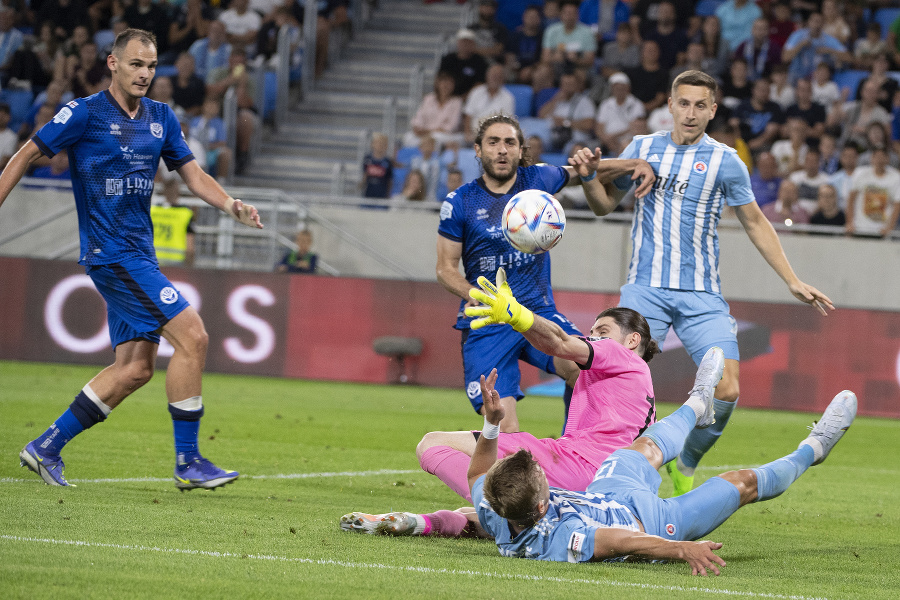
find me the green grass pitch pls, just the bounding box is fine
[1,360,898,599]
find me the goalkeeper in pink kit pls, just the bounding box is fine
[342,268,662,538]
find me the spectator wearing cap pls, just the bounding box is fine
[595,72,645,156]
[541,0,596,75]
[439,29,489,97]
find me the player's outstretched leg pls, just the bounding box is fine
[642,347,724,466]
[666,347,726,495]
[341,509,471,537]
[751,390,856,503]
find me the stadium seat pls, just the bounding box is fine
[456,148,481,183]
[155,65,178,78]
[875,8,900,39]
[538,152,569,167]
[519,117,552,148]
[392,166,408,196]
[0,89,34,132]
[533,87,558,115]
[263,71,277,119]
[395,146,420,167]
[506,84,534,117]
[695,0,725,17]
[832,69,869,101]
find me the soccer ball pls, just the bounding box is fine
[501,189,566,254]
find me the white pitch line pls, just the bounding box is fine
[0,468,421,485]
[0,534,829,600]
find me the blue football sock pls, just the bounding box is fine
[753,444,815,502]
[643,405,696,464]
[680,398,737,471]
[169,403,204,466]
[34,392,107,457]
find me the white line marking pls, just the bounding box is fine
[0,535,829,600]
[0,468,421,485]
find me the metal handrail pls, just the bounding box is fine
[275,24,291,126]
[222,86,237,183]
[301,0,318,99]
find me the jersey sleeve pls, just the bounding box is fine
[720,151,756,207]
[472,475,508,540]
[31,101,89,158]
[437,188,466,242]
[160,105,195,172]
[536,163,569,194]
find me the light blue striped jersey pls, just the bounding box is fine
[472,475,641,563]
[617,131,755,293]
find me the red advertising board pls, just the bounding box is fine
[0,257,897,418]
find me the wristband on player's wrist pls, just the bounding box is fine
[481,417,500,440]
[580,170,597,182]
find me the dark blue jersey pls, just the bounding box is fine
[438,164,570,329]
[32,90,195,265]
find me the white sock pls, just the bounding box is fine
[83,384,111,416]
[676,455,696,477]
[684,395,706,423]
[170,396,203,411]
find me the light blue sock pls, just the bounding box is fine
[643,405,696,464]
[680,398,737,471]
[752,445,815,501]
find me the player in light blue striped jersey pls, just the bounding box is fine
[594,70,834,496]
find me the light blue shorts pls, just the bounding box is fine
[619,283,739,365]
[588,449,741,541]
[461,307,580,412]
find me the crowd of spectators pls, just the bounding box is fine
[390,0,900,237]
[0,0,321,178]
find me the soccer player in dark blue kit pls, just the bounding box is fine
[432,114,655,444]
[0,29,264,489]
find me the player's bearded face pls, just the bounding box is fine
[478,124,523,183]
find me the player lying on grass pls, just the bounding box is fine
[342,348,857,576]
[416,267,659,503]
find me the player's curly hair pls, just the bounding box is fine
[474,114,532,167]
[597,307,660,363]
[112,28,158,56]
[483,449,545,524]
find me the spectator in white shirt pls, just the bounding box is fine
[595,71,645,155]
[846,146,900,237]
[462,63,515,143]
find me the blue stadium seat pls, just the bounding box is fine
[832,69,869,101]
[538,152,569,167]
[519,117,552,148]
[396,146,420,167]
[392,166,408,196]
[0,89,34,132]
[263,71,277,119]
[155,65,178,78]
[875,8,900,39]
[456,148,481,183]
[695,0,724,17]
[532,87,558,115]
[506,84,534,117]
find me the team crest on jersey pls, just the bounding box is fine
[665,523,676,536]
[160,287,179,305]
[110,123,121,136]
[440,200,453,220]
[467,381,481,399]
[150,123,164,138]
[693,160,708,174]
[53,107,73,125]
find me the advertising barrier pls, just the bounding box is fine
[1,257,897,418]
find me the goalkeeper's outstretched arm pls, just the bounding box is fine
[465,268,590,365]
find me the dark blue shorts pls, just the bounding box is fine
[87,256,190,349]
[461,307,580,412]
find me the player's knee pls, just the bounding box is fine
[121,361,154,390]
[717,469,757,504]
[416,432,441,461]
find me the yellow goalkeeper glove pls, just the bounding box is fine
[465,267,534,332]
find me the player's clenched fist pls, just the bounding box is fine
[465,267,534,332]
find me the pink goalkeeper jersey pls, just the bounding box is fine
[495,337,656,492]
[561,337,656,465]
